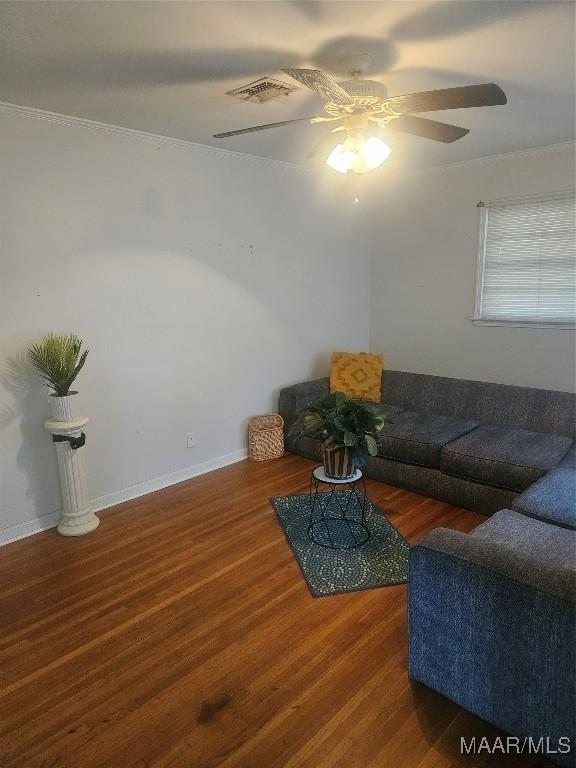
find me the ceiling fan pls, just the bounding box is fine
[213,67,507,174]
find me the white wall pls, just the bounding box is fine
[0,106,371,544]
[2,105,573,547]
[370,143,576,392]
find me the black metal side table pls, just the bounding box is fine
[308,466,370,550]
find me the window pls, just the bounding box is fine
[474,192,576,327]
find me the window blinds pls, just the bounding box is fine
[475,193,576,325]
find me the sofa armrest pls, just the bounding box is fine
[414,526,575,602]
[277,385,297,440]
[278,377,329,450]
[408,529,575,759]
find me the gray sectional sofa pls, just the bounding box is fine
[278,370,575,516]
[279,370,576,762]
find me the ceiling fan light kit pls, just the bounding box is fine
[327,135,392,174]
[213,66,507,182]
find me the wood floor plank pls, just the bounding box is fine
[0,455,542,767]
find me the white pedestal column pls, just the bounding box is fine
[44,416,100,536]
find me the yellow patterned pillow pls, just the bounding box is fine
[330,352,384,403]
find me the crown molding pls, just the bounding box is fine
[1,99,573,179]
[404,139,576,177]
[0,99,312,174]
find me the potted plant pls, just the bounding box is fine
[291,391,386,478]
[27,333,89,421]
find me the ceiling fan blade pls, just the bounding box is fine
[213,117,320,138]
[388,115,469,143]
[307,126,345,159]
[283,68,353,105]
[383,83,507,114]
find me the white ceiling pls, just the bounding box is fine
[0,1,574,169]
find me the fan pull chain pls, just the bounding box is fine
[354,173,360,205]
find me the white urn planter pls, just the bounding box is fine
[44,395,99,537]
[26,333,95,536]
[49,391,80,422]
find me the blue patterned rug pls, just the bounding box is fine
[271,492,409,597]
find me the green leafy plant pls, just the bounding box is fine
[290,391,387,466]
[27,333,89,397]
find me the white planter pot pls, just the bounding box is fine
[49,392,79,422]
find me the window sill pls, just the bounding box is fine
[471,319,576,329]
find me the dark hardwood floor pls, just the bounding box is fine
[0,454,546,767]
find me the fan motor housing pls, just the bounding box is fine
[340,79,388,100]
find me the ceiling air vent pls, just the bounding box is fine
[227,77,299,104]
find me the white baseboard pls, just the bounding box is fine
[0,510,63,547]
[0,448,247,547]
[91,448,247,511]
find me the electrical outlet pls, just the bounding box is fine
[187,433,196,448]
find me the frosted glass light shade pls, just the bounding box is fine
[326,136,392,174]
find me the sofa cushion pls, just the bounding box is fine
[378,411,480,468]
[356,401,404,419]
[441,426,573,492]
[469,509,576,576]
[559,444,576,468]
[512,468,576,530]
